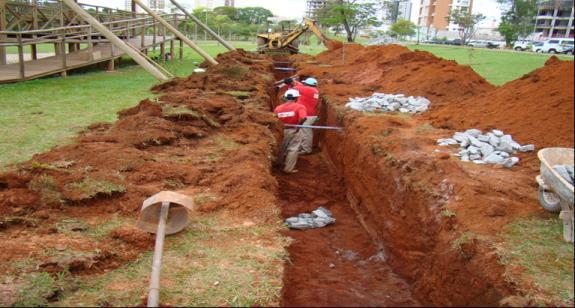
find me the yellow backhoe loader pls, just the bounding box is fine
[257,18,333,54]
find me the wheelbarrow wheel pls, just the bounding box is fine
[539,186,562,213]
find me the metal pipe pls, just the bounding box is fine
[147,202,170,308]
[168,0,235,51]
[285,124,343,131]
[133,0,218,66]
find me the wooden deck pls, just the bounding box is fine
[0,36,177,83]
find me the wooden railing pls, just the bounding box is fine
[0,13,187,79]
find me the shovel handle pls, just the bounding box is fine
[148,202,170,307]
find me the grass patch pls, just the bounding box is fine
[497,218,574,305]
[407,44,573,85]
[440,209,456,218]
[28,174,62,205]
[415,123,434,134]
[56,214,288,307]
[13,272,74,307]
[161,105,200,118]
[451,231,478,252]
[66,177,126,199]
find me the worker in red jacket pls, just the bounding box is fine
[293,77,320,154]
[274,89,308,173]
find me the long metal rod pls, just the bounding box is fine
[285,124,343,131]
[168,0,235,51]
[133,0,218,66]
[147,202,170,308]
[61,0,169,81]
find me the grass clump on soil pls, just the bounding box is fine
[440,209,456,218]
[66,177,126,200]
[162,105,200,118]
[28,174,62,205]
[221,65,249,79]
[13,272,74,307]
[56,214,288,307]
[497,218,574,305]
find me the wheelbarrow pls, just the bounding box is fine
[535,148,574,243]
[136,191,195,307]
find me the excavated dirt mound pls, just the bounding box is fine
[428,56,574,171]
[296,44,494,109]
[0,49,282,298]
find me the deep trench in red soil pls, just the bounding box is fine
[275,154,418,307]
[272,60,418,307]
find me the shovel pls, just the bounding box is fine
[136,191,195,307]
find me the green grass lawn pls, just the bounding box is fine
[407,44,573,86]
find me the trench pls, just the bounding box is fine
[269,57,511,307]
[271,58,418,306]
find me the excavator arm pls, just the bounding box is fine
[257,18,331,54]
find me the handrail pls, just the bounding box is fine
[0,14,185,35]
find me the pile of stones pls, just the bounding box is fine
[345,93,431,113]
[437,128,535,168]
[285,207,335,230]
[554,165,575,185]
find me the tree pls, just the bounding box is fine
[236,7,273,25]
[318,0,381,42]
[497,0,538,46]
[213,6,239,21]
[382,0,400,24]
[389,19,416,40]
[446,8,485,45]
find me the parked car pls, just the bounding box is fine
[513,40,533,51]
[531,42,544,52]
[537,38,575,53]
[446,38,463,45]
[467,40,490,48]
[486,41,501,49]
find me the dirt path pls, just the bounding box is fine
[275,154,418,307]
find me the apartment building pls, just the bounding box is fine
[535,0,574,38]
[306,0,329,19]
[382,0,413,24]
[418,0,473,34]
[224,0,235,7]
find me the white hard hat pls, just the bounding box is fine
[284,89,301,100]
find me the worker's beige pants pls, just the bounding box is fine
[278,128,303,172]
[300,116,318,154]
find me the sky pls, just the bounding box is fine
[81,0,502,25]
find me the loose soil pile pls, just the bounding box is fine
[296,44,494,108]
[0,50,285,305]
[291,44,574,306]
[428,56,574,164]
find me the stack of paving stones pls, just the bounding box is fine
[554,165,575,185]
[437,129,535,168]
[285,207,335,230]
[345,93,431,113]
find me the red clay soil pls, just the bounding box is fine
[428,56,575,171]
[289,45,574,306]
[0,50,282,302]
[277,154,418,307]
[295,44,494,109]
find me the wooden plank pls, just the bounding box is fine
[17,33,25,78]
[133,0,217,65]
[61,0,169,81]
[0,0,6,65]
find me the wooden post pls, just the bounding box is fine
[169,39,174,61]
[160,42,165,63]
[133,0,218,65]
[169,0,235,51]
[60,33,67,77]
[178,39,183,60]
[31,0,39,60]
[87,25,93,61]
[0,0,7,65]
[61,0,169,81]
[17,33,25,78]
[107,58,115,71]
